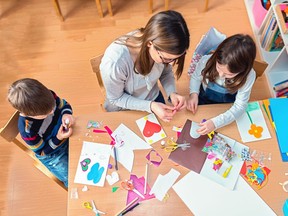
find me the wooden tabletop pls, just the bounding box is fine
[68,104,288,216]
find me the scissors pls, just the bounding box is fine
[162,139,190,152]
[121,180,145,199]
[83,200,106,215]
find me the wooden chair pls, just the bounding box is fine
[149,0,210,13]
[90,54,106,110]
[52,0,112,21]
[0,110,67,191]
[253,59,268,78]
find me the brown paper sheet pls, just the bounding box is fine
[168,119,208,173]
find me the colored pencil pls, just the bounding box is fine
[113,146,118,170]
[144,163,149,195]
[115,197,139,216]
[121,202,140,215]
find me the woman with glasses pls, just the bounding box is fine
[100,10,190,122]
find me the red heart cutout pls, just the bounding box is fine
[143,120,161,137]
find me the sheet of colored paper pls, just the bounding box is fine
[136,113,166,144]
[111,124,152,172]
[126,174,155,204]
[173,171,276,216]
[262,99,274,127]
[74,141,111,186]
[168,119,208,173]
[269,98,288,153]
[236,101,271,143]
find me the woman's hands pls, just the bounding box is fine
[151,102,176,122]
[169,92,186,111]
[186,93,198,114]
[151,93,186,122]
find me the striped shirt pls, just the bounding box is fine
[18,91,73,155]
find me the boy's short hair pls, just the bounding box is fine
[8,78,55,116]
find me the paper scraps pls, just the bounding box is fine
[146,149,163,167]
[149,168,180,201]
[106,171,120,185]
[126,174,155,204]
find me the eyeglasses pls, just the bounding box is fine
[153,43,185,64]
[156,49,179,63]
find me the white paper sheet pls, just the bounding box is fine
[173,171,276,216]
[149,168,180,201]
[74,141,111,187]
[236,101,271,143]
[111,124,152,172]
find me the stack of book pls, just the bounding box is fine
[273,79,288,97]
[260,13,284,51]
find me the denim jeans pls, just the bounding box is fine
[154,91,165,104]
[36,141,69,187]
[199,82,236,105]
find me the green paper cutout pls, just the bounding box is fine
[112,186,119,193]
[246,101,260,112]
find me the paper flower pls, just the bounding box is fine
[248,124,263,138]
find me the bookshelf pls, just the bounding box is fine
[244,0,288,97]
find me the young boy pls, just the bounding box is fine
[7,78,74,187]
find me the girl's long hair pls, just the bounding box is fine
[202,34,256,93]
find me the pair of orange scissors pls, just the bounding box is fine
[162,139,190,152]
[121,180,145,199]
[83,200,106,215]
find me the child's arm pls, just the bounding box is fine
[187,55,208,113]
[210,70,256,131]
[18,117,64,155]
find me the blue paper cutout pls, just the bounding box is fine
[87,163,104,184]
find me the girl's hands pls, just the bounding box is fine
[169,92,186,111]
[151,102,176,122]
[197,119,215,135]
[186,93,199,114]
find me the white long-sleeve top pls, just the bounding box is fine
[189,55,256,129]
[100,42,176,113]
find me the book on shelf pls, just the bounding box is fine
[260,12,274,45]
[260,15,276,47]
[275,3,288,34]
[260,13,284,51]
[268,28,284,51]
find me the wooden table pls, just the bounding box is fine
[68,104,288,215]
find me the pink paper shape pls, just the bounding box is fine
[126,174,155,204]
[146,149,163,167]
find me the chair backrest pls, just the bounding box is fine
[253,59,268,78]
[0,110,66,190]
[90,54,106,108]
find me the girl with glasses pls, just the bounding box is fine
[100,10,190,122]
[187,34,257,135]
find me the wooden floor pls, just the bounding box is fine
[0,0,271,215]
